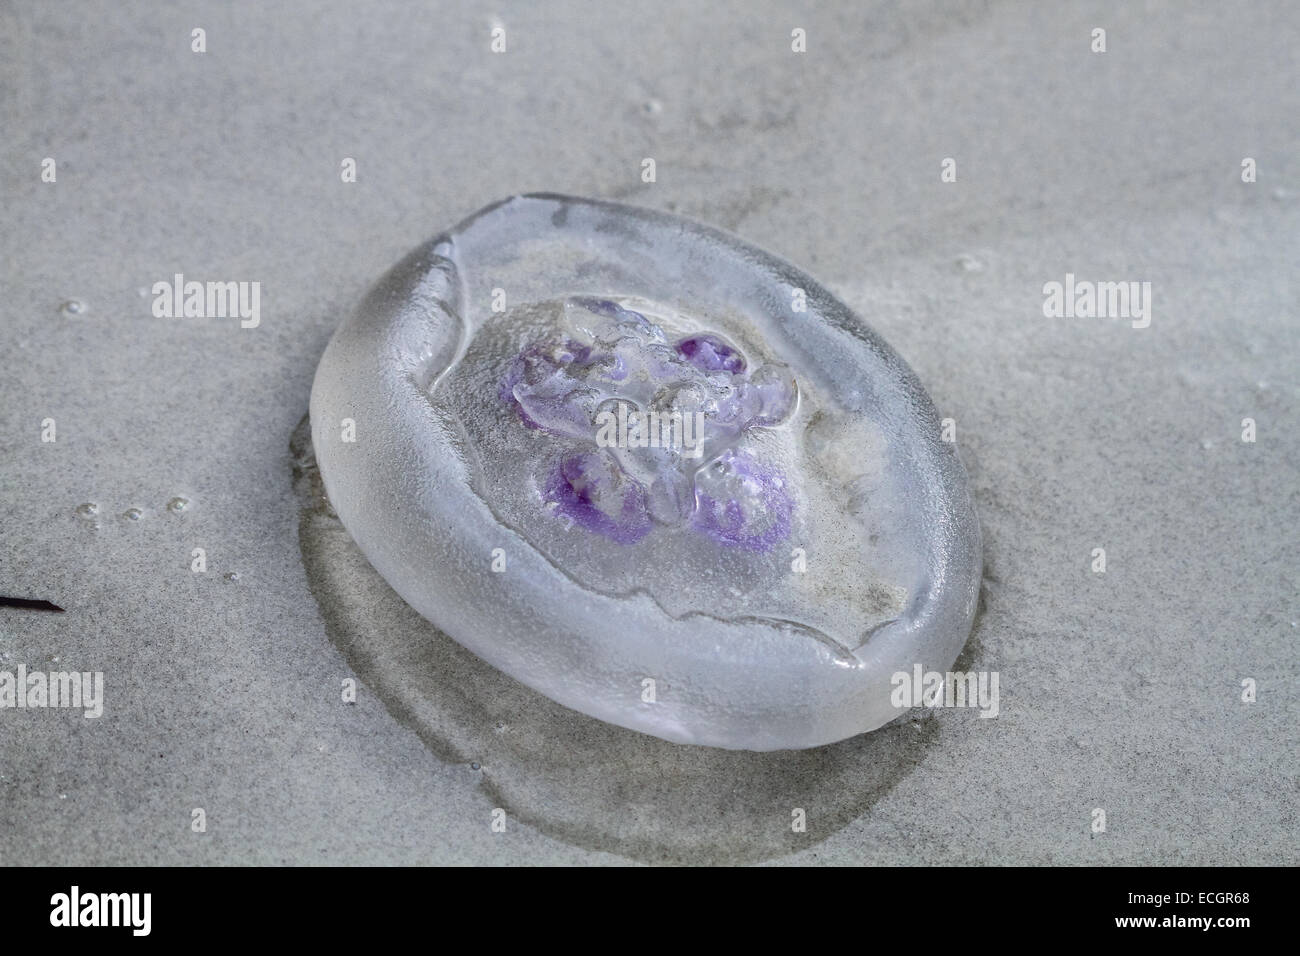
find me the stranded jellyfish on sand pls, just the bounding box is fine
[310,194,981,750]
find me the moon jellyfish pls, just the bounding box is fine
[309,194,981,750]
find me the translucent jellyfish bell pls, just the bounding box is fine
[310,194,981,751]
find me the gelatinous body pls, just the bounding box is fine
[310,194,981,750]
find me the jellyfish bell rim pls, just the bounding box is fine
[309,193,981,751]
